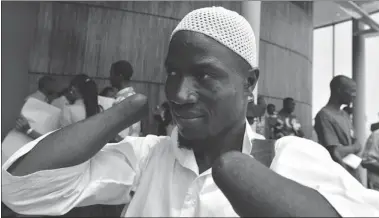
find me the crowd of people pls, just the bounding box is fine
[2,6,379,218]
[13,60,144,145]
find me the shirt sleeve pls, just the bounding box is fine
[314,112,340,147]
[363,131,379,163]
[270,136,379,217]
[1,133,160,216]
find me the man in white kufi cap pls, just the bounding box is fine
[2,7,379,217]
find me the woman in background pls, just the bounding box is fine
[15,74,102,137]
[51,88,71,110]
[60,74,102,127]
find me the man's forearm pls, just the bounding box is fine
[27,130,42,140]
[334,142,361,158]
[9,94,148,176]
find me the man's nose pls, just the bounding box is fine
[169,76,197,105]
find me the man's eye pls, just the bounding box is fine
[195,72,210,80]
[168,71,177,76]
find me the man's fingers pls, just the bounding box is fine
[212,151,340,217]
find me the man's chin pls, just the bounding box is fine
[177,126,207,141]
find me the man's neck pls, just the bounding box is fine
[326,97,342,111]
[279,109,291,116]
[189,120,246,174]
[118,81,131,91]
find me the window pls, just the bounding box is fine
[334,21,352,78]
[312,26,333,119]
[364,12,379,126]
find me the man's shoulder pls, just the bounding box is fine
[273,136,330,160]
[315,107,335,121]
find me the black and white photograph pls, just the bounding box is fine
[1,1,379,217]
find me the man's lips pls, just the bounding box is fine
[172,111,204,120]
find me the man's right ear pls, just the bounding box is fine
[247,68,260,89]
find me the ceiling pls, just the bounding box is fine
[313,1,379,28]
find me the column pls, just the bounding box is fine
[352,18,367,186]
[242,1,261,132]
[242,1,261,102]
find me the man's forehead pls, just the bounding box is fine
[168,31,228,55]
[165,31,247,70]
[341,78,356,90]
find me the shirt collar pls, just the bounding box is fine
[116,86,135,97]
[74,99,84,105]
[170,119,258,176]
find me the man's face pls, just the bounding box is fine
[43,81,57,103]
[284,100,295,114]
[339,84,356,105]
[66,85,79,104]
[165,31,256,142]
[267,105,276,115]
[109,68,120,89]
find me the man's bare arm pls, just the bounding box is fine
[8,94,148,177]
[334,142,361,158]
[362,161,379,175]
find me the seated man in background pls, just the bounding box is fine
[26,75,56,103]
[314,75,361,180]
[274,97,304,139]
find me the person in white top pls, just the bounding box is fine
[3,7,379,217]
[26,75,56,103]
[15,74,102,139]
[110,60,141,138]
[51,88,71,110]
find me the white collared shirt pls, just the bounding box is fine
[26,90,48,103]
[2,122,379,217]
[59,99,86,128]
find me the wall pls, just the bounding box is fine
[27,1,242,135]
[1,2,39,141]
[259,2,314,137]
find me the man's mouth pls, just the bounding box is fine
[172,111,204,120]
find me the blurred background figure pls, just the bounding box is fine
[60,74,102,127]
[314,75,361,180]
[26,75,56,103]
[362,128,379,191]
[265,103,277,139]
[154,102,175,136]
[100,86,117,98]
[51,88,71,110]
[343,105,353,123]
[110,60,141,138]
[255,96,267,136]
[274,97,304,139]
[15,74,102,138]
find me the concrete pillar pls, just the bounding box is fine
[242,1,261,102]
[352,19,367,187]
[241,1,261,131]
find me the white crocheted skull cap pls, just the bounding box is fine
[171,6,257,69]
